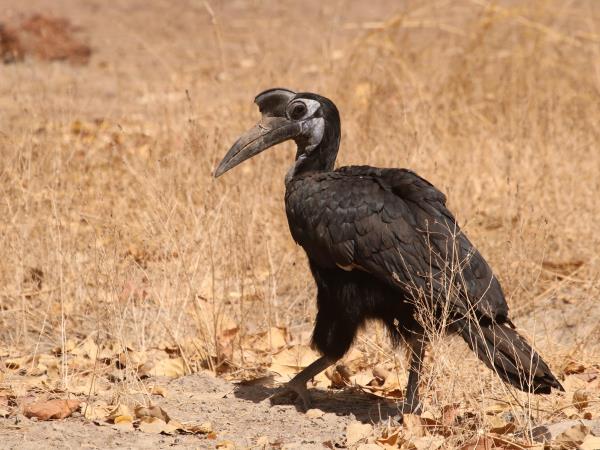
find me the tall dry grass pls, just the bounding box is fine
[1,0,599,443]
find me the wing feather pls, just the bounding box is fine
[285,166,509,321]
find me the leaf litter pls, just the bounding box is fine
[2,328,600,447]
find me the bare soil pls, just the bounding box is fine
[0,372,400,449]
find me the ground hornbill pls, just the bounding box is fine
[214,88,563,414]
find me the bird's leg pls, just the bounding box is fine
[270,355,336,410]
[401,337,426,415]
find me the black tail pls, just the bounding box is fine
[457,319,564,394]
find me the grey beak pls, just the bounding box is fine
[213,116,301,178]
[214,88,298,178]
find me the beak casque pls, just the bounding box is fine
[213,88,299,178]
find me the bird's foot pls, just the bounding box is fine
[269,380,313,411]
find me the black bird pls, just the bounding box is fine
[214,88,563,413]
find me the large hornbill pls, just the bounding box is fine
[214,88,563,414]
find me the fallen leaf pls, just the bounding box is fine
[23,399,80,420]
[372,365,391,383]
[573,389,591,410]
[488,414,515,434]
[564,361,586,375]
[376,428,401,448]
[71,337,99,360]
[138,416,169,434]
[346,421,373,446]
[412,436,445,450]
[442,403,461,427]
[107,403,133,422]
[114,414,133,424]
[251,327,288,353]
[532,420,592,444]
[403,413,426,438]
[145,357,186,378]
[113,420,134,431]
[581,435,600,450]
[554,422,589,447]
[81,401,111,421]
[134,405,170,422]
[269,345,327,385]
[325,364,351,388]
[150,385,169,398]
[187,421,213,434]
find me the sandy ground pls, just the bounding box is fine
[0,372,402,449]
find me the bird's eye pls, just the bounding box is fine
[289,102,307,120]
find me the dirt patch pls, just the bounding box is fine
[0,372,399,449]
[0,14,90,64]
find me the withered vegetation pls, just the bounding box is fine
[0,0,599,448]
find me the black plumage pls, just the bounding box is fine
[214,88,563,413]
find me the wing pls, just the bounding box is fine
[285,165,509,321]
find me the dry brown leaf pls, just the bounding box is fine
[138,416,169,434]
[134,404,171,422]
[118,349,147,368]
[403,413,426,438]
[150,385,169,398]
[351,370,375,387]
[442,403,461,427]
[269,345,327,385]
[182,421,213,434]
[554,422,589,447]
[144,357,186,378]
[488,414,515,434]
[71,337,99,360]
[581,435,600,450]
[376,428,402,448]
[573,389,591,410]
[411,436,445,450]
[114,414,133,424]
[113,420,134,431]
[346,421,373,446]
[4,355,33,370]
[251,326,288,353]
[107,403,133,422]
[564,361,586,375]
[372,365,391,383]
[68,376,110,396]
[325,364,351,389]
[81,401,111,421]
[23,398,80,420]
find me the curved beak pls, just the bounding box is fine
[213,116,301,178]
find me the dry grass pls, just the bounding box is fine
[1,0,600,447]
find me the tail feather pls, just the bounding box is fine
[457,319,564,394]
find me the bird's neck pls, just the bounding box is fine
[286,127,340,183]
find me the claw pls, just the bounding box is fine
[270,380,313,411]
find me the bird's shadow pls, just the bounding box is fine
[232,376,401,424]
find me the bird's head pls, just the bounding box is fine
[214,88,340,178]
